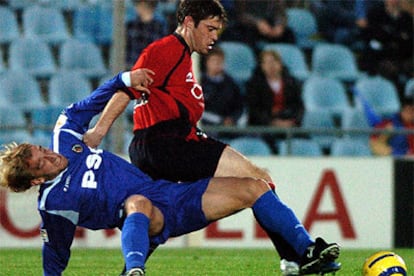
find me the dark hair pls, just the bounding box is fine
[131,0,159,9]
[176,0,227,27]
[401,96,414,107]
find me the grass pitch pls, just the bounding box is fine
[0,248,412,275]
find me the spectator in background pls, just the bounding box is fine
[126,0,168,68]
[246,49,303,152]
[359,0,413,98]
[370,96,414,156]
[200,47,244,137]
[310,0,370,50]
[220,0,295,53]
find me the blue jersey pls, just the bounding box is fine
[39,73,211,275]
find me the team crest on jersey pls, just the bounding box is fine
[72,144,83,153]
[186,72,193,82]
[40,229,49,243]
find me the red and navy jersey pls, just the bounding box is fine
[128,33,204,130]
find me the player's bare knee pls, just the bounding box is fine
[124,194,153,216]
[240,178,270,205]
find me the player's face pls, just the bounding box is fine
[191,16,223,55]
[26,145,68,184]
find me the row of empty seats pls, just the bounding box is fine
[0,70,93,110]
[0,37,107,80]
[229,136,372,157]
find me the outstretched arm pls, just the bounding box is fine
[83,69,154,148]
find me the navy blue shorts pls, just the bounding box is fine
[137,178,211,245]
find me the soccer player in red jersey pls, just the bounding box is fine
[83,1,340,274]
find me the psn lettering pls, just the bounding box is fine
[81,148,103,189]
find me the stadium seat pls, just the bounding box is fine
[0,130,33,145]
[31,105,64,138]
[59,39,107,79]
[341,109,371,143]
[46,0,83,12]
[278,138,323,156]
[73,2,114,46]
[354,76,401,117]
[302,76,351,119]
[218,41,256,87]
[0,70,46,111]
[301,110,337,149]
[330,138,372,156]
[228,136,272,156]
[9,37,56,79]
[0,106,27,130]
[286,8,320,49]
[48,70,92,106]
[8,0,37,10]
[22,5,70,46]
[262,43,310,81]
[0,6,20,45]
[311,43,362,82]
[404,78,414,97]
[0,49,6,75]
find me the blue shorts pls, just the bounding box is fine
[136,178,211,245]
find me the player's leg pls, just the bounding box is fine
[121,195,164,275]
[214,145,273,182]
[250,187,341,274]
[214,146,305,268]
[203,177,340,274]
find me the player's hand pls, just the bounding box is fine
[129,68,155,94]
[83,128,104,148]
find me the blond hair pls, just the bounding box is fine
[0,143,34,192]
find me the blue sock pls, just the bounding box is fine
[252,190,313,256]
[121,212,150,271]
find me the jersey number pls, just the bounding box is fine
[81,148,103,189]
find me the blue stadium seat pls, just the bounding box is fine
[330,138,372,156]
[311,43,362,82]
[286,8,320,49]
[48,70,92,106]
[218,41,256,87]
[9,37,57,79]
[0,130,32,145]
[404,78,414,97]
[47,0,83,12]
[354,76,400,117]
[59,39,107,79]
[23,5,70,46]
[278,138,323,156]
[341,109,371,143]
[302,76,351,118]
[301,110,336,149]
[0,70,46,111]
[0,106,27,130]
[0,48,5,75]
[31,105,64,138]
[263,43,310,81]
[228,136,272,156]
[73,2,114,46]
[0,6,20,45]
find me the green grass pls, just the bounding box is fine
[0,248,412,275]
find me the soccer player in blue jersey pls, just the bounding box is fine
[0,69,340,276]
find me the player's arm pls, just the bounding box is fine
[82,69,154,148]
[56,69,154,136]
[41,213,76,276]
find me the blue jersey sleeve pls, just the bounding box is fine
[58,72,129,134]
[41,212,76,276]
